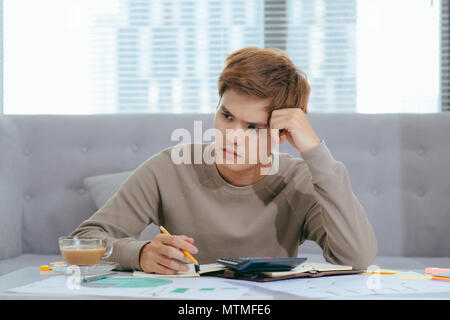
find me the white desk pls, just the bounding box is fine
[1,263,450,300]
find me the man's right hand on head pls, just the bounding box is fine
[139,233,198,275]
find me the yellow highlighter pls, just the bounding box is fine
[364,268,399,275]
[39,265,52,271]
[159,226,200,272]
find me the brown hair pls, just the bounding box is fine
[218,46,311,113]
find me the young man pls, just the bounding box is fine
[70,46,377,274]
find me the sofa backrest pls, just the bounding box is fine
[1,113,449,260]
[0,117,24,260]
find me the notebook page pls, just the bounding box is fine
[262,262,352,277]
[133,263,226,278]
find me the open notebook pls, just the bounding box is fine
[213,261,363,282]
[133,261,361,281]
[133,263,226,278]
[261,261,353,277]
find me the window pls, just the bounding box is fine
[1,0,442,114]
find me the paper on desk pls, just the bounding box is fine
[396,271,431,280]
[6,275,249,299]
[232,272,450,299]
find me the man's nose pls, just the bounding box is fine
[225,127,247,146]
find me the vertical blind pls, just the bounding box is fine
[112,0,357,113]
[286,0,356,112]
[97,0,266,114]
[442,0,449,111]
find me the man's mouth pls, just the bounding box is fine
[222,148,240,158]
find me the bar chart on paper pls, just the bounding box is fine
[86,277,244,298]
[6,276,250,299]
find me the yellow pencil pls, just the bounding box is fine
[159,226,200,272]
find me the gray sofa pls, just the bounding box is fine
[1,112,450,276]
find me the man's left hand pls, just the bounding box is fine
[269,108,321,154]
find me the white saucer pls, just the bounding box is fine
[51,261,117,275]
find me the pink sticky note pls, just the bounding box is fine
[425,268,450,275]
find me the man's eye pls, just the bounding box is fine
[248,125,259,130]
[222,112,232,120]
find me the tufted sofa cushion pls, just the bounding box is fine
[83,171,133,210]
[82,170,161,241]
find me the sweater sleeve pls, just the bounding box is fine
[296,139,378,270]
[69,155,162,271]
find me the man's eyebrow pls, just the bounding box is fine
[220,105,268,126]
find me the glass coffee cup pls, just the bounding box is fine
[58,236,113,266]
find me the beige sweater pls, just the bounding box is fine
[70,140,377,271]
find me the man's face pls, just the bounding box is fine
[213,89,275,172]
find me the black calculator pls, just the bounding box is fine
[216,257,307,273]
